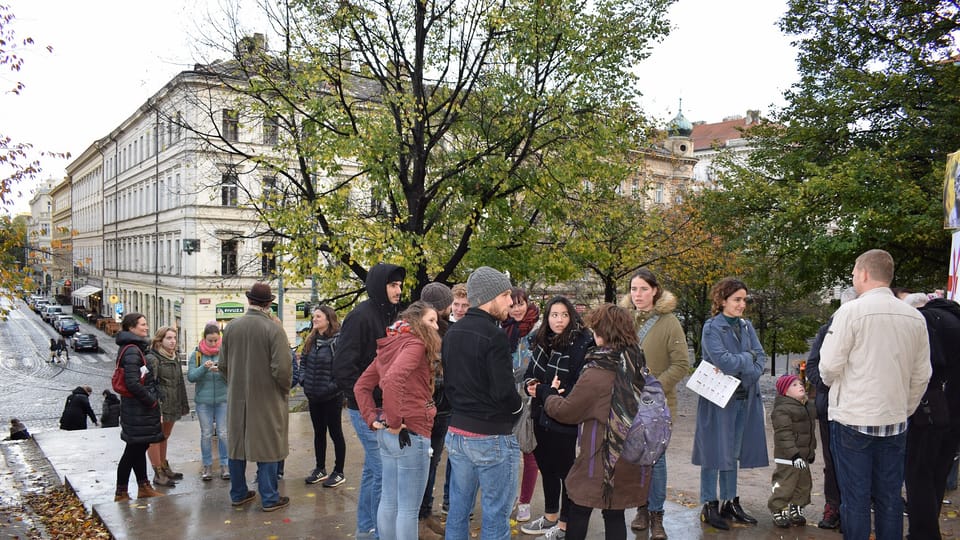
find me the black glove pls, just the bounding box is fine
[398,428,411,449]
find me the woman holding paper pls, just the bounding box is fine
[693,277,768,531]
[619,269,689,539]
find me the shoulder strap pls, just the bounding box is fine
[637,314,660,344]
[117,344,146,368]
[196,351,203,367]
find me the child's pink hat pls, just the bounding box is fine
[776,374,799,396]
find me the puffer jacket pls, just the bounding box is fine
[100,392,121,427]
[300,333,341,402]
[770,394,817,462]
[115,331,164,445]
[59,387,97,430]
[186,347,228,405]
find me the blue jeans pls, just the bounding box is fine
[444,432,519,540]
[229,459,279,507]
[379,430,431,540]
[831,422,906,540]
[349,408,382,537]
[700,399,746,503]
[421,414,450,517]
[647,453,667,512]
[196,402,228,466]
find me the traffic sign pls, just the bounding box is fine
[115,303,124,315]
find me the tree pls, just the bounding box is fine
[176,0,673,304]
[700,0,960,294]
[0,5,65,314]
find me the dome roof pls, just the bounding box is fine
[667,108,693,137]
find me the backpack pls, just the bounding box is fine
[112,344,147,398]
[621,368,672,466]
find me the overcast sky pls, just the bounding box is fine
[2,0,798,215]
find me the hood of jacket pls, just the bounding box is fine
[115,330,148,349]
[618,289,678,315]
[365,263,405,315]
[374,330,421,366]
[71,386,88,397]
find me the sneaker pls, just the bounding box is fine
[322,471,345,488]
[788,504,806,526]
[305,468,328,484]
[262,496,290,512]
[220,466,230,480]
[536,525,566,539]
[818,503,840,529]
[201,465,213,481]
[521,516,558,535]
[516,503,532,522]
[440,502,449,516]
[772,509,791,528]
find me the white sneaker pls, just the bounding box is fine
[516,503,531,522]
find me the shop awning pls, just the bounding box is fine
[71,286,102,299]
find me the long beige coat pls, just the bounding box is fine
[220,308,292,462]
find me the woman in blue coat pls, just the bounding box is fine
[693,277,768,530]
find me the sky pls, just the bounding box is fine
[2,0,799,215]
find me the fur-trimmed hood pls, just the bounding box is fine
[618,289,678,315]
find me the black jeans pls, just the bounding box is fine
[905,424,958,540]
[564,501,625,540]
[117,442,149,487]
[532,421,577,521]
[308,395,346,473]
[419,414,450,517]
[818,416,841,508]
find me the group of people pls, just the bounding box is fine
[99,246,959,540]
[58,385,120,430]
[48,336,69,363]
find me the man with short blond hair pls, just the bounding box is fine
[820,249,930,540]
[450,283,469,322]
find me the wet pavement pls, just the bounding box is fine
[6,298,960,538]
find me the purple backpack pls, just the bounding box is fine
[621,368,672,466]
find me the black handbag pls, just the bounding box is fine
[913,382,949,427]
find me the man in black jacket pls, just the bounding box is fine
[332,262,405,540]
[905,297,960,540]
[443,266,521,540]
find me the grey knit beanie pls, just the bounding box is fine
[467,267,511,308]
[421,282,454,311]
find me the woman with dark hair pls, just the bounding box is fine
[522,296,595,538]
[540,303,650,540]
[146,325,189,488]
[355,301,442,540]
[187,322,229,480]
[501,287,541,522]
[113,312,165,502]
[300,305,347,488]
[694,277,768,530]
[619,269,688,539]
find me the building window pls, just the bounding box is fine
[261,241,277,276]
[262,176,277,209]
[631,178,640,199]
[654,182,664,204]
[221,172,238,206]
[221,240,238,275]
[223,109,239,142]
[263,115,279,145]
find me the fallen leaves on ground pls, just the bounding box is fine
[23,487,110,539]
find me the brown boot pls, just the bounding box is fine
[152,466,176,487]
[631,506,649,531]
[136,481,165,499]
[423,514,445,535]
[114,486,130,502]
[418,518,442,540]
[649,510,667,540]
[162,459,184,480]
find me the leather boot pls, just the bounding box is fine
[721,496,758,524]
[700,500,729,530]
[114,486,130,502]
[152,466,176,487]
[631,506,649,531]
[418,518,442,540]
[649,510,667,540]
[163,460,184,480]
[136,481,165,499]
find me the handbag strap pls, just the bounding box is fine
[637,314,660,344]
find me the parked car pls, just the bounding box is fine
[32,299,50,312]
[42,305,64,323]
[53,315,73,331]
[57,318,79,336]
[71,333,99,352]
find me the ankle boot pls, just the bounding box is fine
[162,460,184,480]
[136,481,165,499]
[700,500,729,530]
[152,466,176,487]
[114,486,130,502]
[631,506,649,531]
[649,510,667,540]
[721,496,758,524]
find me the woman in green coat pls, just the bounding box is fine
[146,325,190,487]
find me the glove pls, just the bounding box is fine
[398,428,411,449]
[792,457,807,470]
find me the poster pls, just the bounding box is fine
[949,231,960,301]
[945,150,960,229]
[686,360,741,408]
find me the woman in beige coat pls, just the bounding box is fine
[539,304,650,540]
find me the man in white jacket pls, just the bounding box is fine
[820,249,931,540]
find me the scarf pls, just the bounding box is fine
[198,337,220,356]
[386,319,413,337]
[587,344,644,505]
[153,347,177,361]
